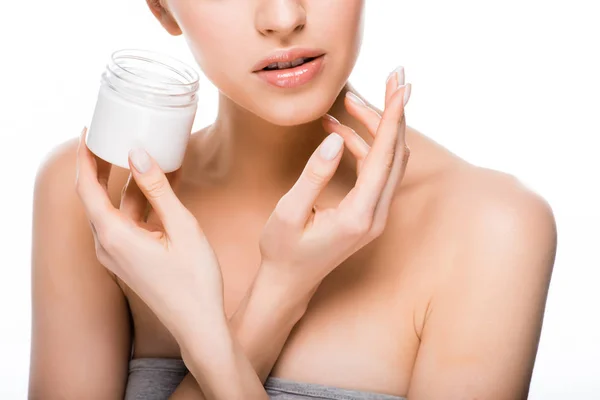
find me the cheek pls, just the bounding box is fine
[183,24,244,88]
[323,2,365,67]
[176,5,249,90]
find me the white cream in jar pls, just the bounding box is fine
[86,49,199,172]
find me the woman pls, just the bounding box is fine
[29,0,557,399]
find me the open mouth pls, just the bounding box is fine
[261,55,322,71]
[254,52,326,88]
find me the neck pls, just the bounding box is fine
[190,83,358,196]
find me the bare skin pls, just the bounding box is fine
[122,86,457,391]
[30,1,556,398]
[31,79,556,399]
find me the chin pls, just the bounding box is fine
[243,86,342,127]
[254,101,333,127]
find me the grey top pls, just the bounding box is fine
[125,358,406,400]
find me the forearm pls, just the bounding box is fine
[230,264,313,381]
[176,314,268,400]
[170,264,313,399]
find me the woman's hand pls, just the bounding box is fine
[76,133,272,399]
[75,130,224,336]
[259,66,411,293]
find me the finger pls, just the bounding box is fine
[344,65,407,139]
[119,173,147,222]
[350,84,411,214]
[322,114,369,161]
[277,132,345,227]
[385,66,405,108]
[128,148,195,240]
[344,67,409,139]
[120,168,183,227]
[75,127,122,231]
[344,93,381,136]
[372,114,410,230]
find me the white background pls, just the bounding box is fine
[1,0,598,398]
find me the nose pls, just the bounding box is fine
[255,0,306,39]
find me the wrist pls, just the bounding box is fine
[178,321,247,398]
[255,260,317,315]
[172,306,229,352]
[178,313,238,381]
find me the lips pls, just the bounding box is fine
[252,48,326,72]
[254,55,326,89]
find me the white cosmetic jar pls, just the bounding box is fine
[86,49,200,173]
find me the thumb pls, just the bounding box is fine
[128,148,192,238]
[279,132,344,226]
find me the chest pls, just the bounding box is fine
[122,197,428,395]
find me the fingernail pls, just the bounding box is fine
[129,148,151,173]
[320,132,344,161]
[387,66,405,88]
[397,83,412,107]
[323,114,341,125]
[403,83,412,106]
[346,92,365,106]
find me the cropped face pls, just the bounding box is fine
[154,0,365,126]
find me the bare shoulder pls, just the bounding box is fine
[383,139,558,275]
[35,137,80,189]
[30,136,133,398]
[409,162,558,286]
[391,161,559,399]
[35,136,130,210]
[34,137,87,228]
[33,136,131,279]
[434,165,556,255]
